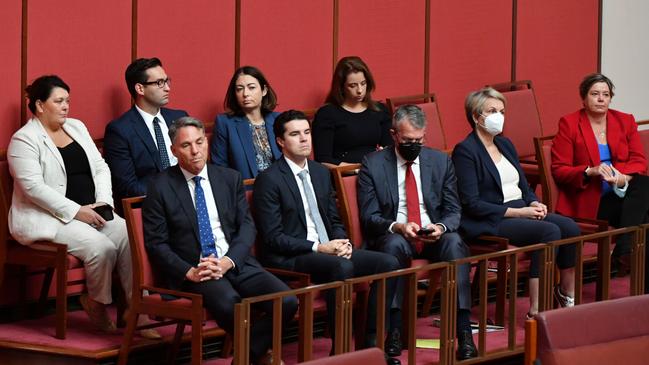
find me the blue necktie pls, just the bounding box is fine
[153,117,170,170]
[193,176,217,257]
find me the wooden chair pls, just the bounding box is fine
[386,93,447,151]
[118,196,229,365]
[0,149,86,339]
[488,80,544,189]
[635,120,649,165]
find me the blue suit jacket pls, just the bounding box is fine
[451,131,538,238]
[210,112,282,180]
[357,147,462,247]
[252,157,347,269]
[104,106,188,204]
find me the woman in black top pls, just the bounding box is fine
[313,56,392,168]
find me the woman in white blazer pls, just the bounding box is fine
[8,75,157,338]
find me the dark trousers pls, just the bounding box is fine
[376,232,471,333]
[598,175,649,257]
[183,257,298,362]
[292,249,399,341]
[495,211,580,278]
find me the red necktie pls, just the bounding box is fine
[405,161,423,254]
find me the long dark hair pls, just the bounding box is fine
[223,66,277,116]
[325,56,379,111]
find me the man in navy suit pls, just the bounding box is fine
[104,57,188,209]
[143,116,297,365]
[252,110,400,365]
[357,104,477,360]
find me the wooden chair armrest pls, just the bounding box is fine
[140,285,203,301]
[519,158,538,165]
[29,240,69,253]
[573,217,609,232]
[471,235,510,252]
[265,267,311,288]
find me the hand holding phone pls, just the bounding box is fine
[92,204,114,221]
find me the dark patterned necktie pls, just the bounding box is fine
[153,117,170,170]
[193,176,217,257]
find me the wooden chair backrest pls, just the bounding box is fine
[386,93,447,150]
[332,164,364,246]
[534,135,559,212]
[122,196,155,290]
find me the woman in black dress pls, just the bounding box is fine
[313,56,391,168]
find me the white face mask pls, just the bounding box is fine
[478,112,504,136]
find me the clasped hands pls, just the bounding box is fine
[75,202,110,229]
[317,239,353,259]
[395,222,443,243]
[586,163,630,188]
[185,254,233,282]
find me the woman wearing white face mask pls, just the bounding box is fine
[452,87,579,318]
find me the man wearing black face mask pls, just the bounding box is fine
[357,104,477,360]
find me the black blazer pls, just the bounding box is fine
[104,106,188,202]
[252,157,347,269]
[143,164,255,290]
[357,147,462,247]
[451,131,538,238]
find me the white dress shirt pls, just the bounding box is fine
[284,157,321,251]
[180,165,232,266]
[135,104,178,166]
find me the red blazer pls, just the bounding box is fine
[551,108,647,219]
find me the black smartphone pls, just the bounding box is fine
[92,204,114,221]
[417,228,434,236]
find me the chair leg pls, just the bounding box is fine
[37,268,54,317]
[421,272,440,316]
[117,311,139,365]
[495,257,508,326]
[55,266,67,339]
[168,322,186,365]
[191,318,203,365]
[221,333,233,358]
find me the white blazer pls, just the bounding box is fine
[8,118,113,245]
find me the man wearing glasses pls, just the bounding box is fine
[104,58,188,211]
[357,104,477,360]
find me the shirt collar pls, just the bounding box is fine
[394,147,420,167]
[135,104,163,124]
[180,164,209,183]
[284,155,310,177]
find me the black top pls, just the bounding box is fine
[312,103,392,164]
[58,141,95,206]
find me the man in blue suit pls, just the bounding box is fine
[357,104,477,360]
[104,57,188,209]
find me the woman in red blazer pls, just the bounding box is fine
[551,73,649,276]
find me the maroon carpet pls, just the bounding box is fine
[0,276,633,364]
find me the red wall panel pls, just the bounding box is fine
[240,0,333,112]
[338,0,426,101]
[0,1,22,149]
[429,0,513,148]
[516,1,599,135]
[137,0,235,124]
[26,0,132,138]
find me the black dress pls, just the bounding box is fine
[58,140,95,205]
[312,103,392,165]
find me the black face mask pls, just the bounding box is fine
[397,142,422,162]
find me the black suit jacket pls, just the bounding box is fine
[143,164,255,290]
[104,106,188,203]
[357,147,462,247]
[451,131,538,238]
[252,157,347,269]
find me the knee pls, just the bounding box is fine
[282,295,298,317]
[380,234,411,266]
[541,224,562,242]
[330,259,355,281]
[210,291,241,317]
[381,254,400,272]
[86,238,118,263]
[438,233,469,260]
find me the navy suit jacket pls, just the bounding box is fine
[143,164,255,291]
[252,157,347,269]
[451,131,538,238]
[210,112,282,180]
[357,147,462,247]
[104,106,188,204]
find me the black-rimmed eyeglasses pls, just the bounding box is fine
[141,78,171,88]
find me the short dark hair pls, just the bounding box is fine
[325,56,379,111]
[25,75,70,114]
[125,57,163,99]
[224,66,277,116]
[273,109,309,140]
[169,116,205,144]
[579,73,615,100]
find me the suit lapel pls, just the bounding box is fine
[605,111,622,162]
[207,166,232,241]
[129,107,162,170]
[169,167,200,243]
[279,158,308,228]
[234,116,258,176]
[33,119,65,172]
[472,132,502,190]
[578,110,600,166]
[384,149,399,216]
